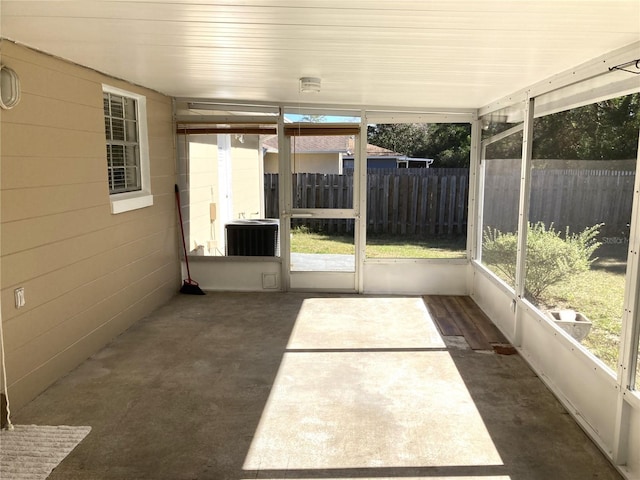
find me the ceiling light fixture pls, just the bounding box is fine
[299,77,321,93]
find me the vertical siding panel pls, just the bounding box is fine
[382,175,390,234]
[391,175,400,234]
[409,175,419,235]
[399,175,409,235]
[419,176,429,235]
[447,176,457,237]
[438,175,448,236]
[428,176,438,236]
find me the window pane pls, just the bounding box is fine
[104,90,142,194]
[110,95,124,118]
[290,218,355,272]
[110,145,125,166]
[111,118,125,141]
[283,110,360,124]
[103,95,110,115]
[124,97,137,120]
[104,116,111,140]
[125,146,138,167]
[527,92,639,375]
[480,117,524,289]
[125,166,139,190]
[364,123,469,259]
[111,168,126,192]
[125,119,138,142]
[180,132,277,256]
[290,135,354,209]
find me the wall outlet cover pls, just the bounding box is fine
[14,287,25,308]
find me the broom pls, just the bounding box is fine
[175,184,206,295]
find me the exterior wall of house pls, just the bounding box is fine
[0,41,179,410]
[230,135,263,220]
[264,151,278,174]
[292,153,340,174]
[179,135,218,254]
[264,151,341,174]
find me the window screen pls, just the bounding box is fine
[103,92,141,194]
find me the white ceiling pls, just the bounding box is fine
[2,0,639,110]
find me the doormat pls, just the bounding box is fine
[0,425,91,479]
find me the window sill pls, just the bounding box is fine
[110,191,154,214]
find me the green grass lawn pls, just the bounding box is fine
[366,235,467,259]
[542,267,625,372]
[290,230,467,259]
[291,231,355,254]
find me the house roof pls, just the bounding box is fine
[262,135,398,156]
[2,1,639,111]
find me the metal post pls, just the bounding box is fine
[612,130,640,465]
[357,111,367,293]
[277,109,290,291]
[467,117,482,263]
[513,97,535,345]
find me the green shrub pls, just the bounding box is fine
[483,222,602,302]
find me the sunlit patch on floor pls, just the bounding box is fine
[243,297,503,474]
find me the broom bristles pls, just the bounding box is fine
[180,279,206,295]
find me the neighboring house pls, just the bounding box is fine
[262,135,432,174]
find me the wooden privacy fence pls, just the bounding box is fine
[367,170,468,236]
[483,169,636,236]
[265,167,636,238]
[264,168,469,237]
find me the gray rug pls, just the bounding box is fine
[0,425,91,480]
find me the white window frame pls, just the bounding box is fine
[102,84,153,214]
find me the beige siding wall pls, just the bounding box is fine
[264,152,278,174]
[179,135,218,254]
[0,41,179,409]
[230,135,262,220]
[293,153,340,173]
[265,151,341,174]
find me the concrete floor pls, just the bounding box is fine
[14,292,621,480]
[290,252,355,272]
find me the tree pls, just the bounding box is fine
[533,93,640,160]
[482,222,602,302]
[299,114,326,123]
[425,123,471,167]
[484,92,640,160]
[368,92,639,166]
[367,123,430,157]
[367,123,471,168]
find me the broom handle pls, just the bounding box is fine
[174,184,193,281]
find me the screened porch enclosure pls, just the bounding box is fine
[178,49,640,478]
[2,2,640,479]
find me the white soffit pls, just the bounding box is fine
[1,0,639,110]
